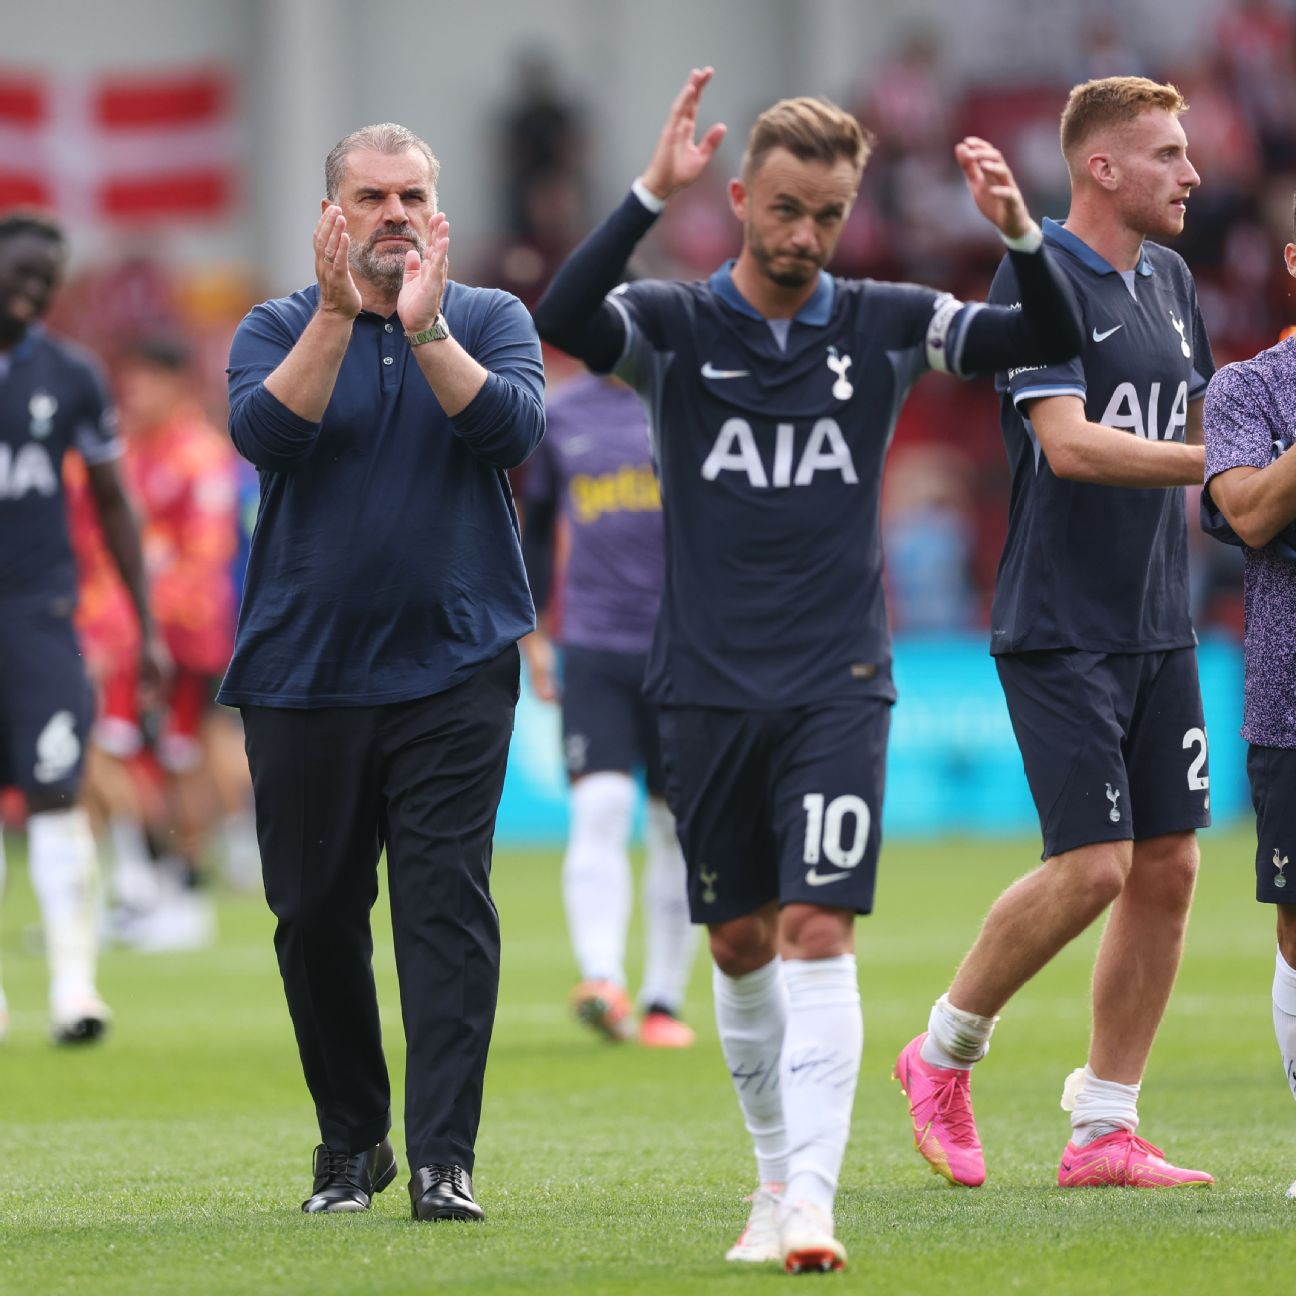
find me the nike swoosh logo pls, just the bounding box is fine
[1092,324,1124,342]
[805,868,850,886]
[701,361,750,379]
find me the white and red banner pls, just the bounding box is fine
[0,66,238,223]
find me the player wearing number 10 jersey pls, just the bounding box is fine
[536,69,1081,1271]
[897,77,1216,1194]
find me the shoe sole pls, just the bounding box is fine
[1059,1173,1213,1189]
[784,1248,845,1274]
[892,1060,980,1188]
[417,1208,483,1222]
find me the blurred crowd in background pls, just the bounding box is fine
[47,0,1296,650]
[475,0,1296,643]
[8,0,1294,926]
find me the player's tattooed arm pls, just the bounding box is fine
[1025,394,1206,487]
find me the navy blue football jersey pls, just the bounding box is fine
[610,261,985,709]
[989,219,1213,655]
[0,326,120,605]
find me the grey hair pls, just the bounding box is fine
[324,123,440,200]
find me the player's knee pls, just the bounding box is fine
[1130,833,1199,915]
[1062,846,1129,913]
[709,915,776,976]
[779,903,853,961]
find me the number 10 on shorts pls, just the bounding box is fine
[802,793,870,868]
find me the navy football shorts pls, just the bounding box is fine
[560,645,665,793]
[0,597,94,798]
[996,646,1210,860]
[657,698,890,924]
[1246,744,1296,904]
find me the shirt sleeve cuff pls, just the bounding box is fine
[631,178,668,214]
[1000,223,1044,254]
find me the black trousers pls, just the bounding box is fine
[241,646,519,1172]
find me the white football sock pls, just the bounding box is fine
[780,955,862,1218]
[1271,947,1296,1103]
[713,957,789,1184]
[28,808,101,1006]
[639,797,697,1011]
[562,772,635,986]
[922,993,998,1070]
[1060,1065,1140,1142]
[108,814,160,911]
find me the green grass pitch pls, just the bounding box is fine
[1,825,1290,1294]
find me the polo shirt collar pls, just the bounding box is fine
[708,259,835,324]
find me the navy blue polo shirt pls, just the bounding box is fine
[988,218,1213,656]
[609,260,984,709]
[218,279,545,708]
[0,325,119,606]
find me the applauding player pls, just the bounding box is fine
[535,68,1080,1271]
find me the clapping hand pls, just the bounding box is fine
[398,212,450,335]
[315,205,362,317]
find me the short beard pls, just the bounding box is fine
[747,224,820,288]
[351,223,425,290]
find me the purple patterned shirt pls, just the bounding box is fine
[1203,337,1296,747]
[525,374,662,653]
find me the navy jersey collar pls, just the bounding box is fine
[708,260,835,324]
[1043,218,1153,277]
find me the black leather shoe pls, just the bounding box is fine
[302,1138,398,1213]
[410,1163,485,1221]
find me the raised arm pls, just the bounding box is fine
[533,67,726,368]
[951,137,1083,373]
